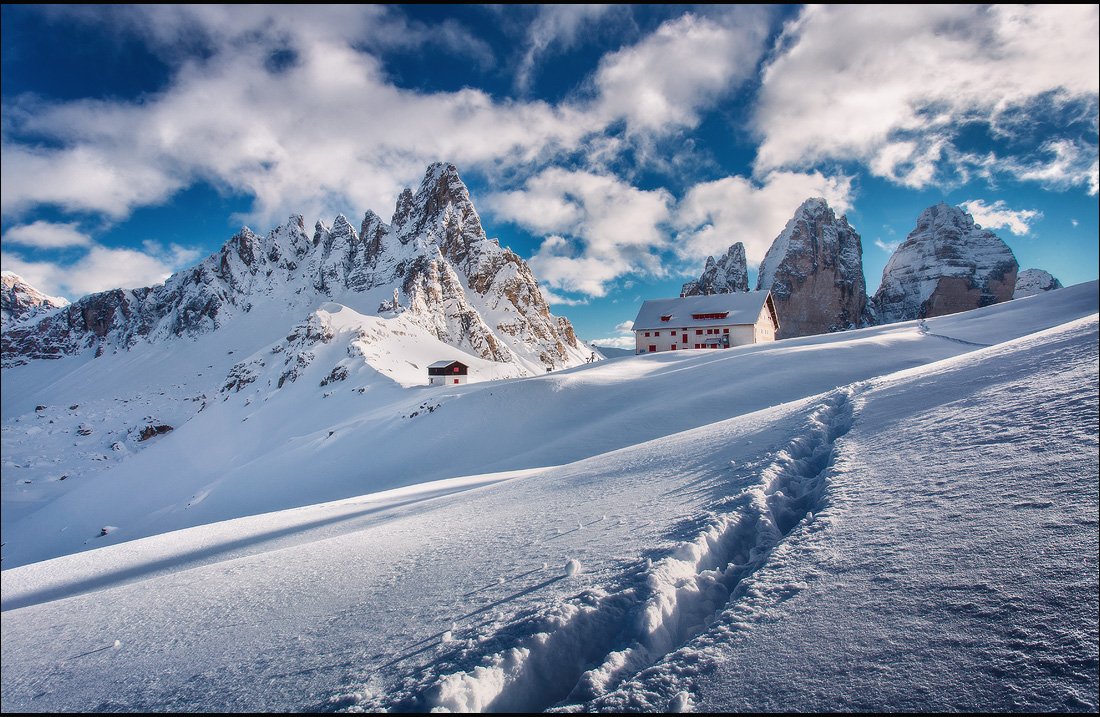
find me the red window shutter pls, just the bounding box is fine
[648,344,656,352]
[695,329,702,335]
[453,379,459,384]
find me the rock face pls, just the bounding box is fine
[1,163,588,373]
[681,243,749,296]
[872,203,1018,323]
[1013,268,1063,299]
[1,272,68,328]
[755,198,870,339]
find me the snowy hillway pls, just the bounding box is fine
[2,283,1098,712]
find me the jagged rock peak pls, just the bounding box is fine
[872,202,1018,323]
[681,242,748,296]
[1014,268,1063,299]
[1,163,590,375]
[756,197,870,339]
[1,271,69,327]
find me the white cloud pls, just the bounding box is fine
[754,5,1100,191]
[486,169,673,297]
[588,335,636,350]
[673,171,854,265]
[540,286,589,306]
[614,320,634,334]
[0,9,595,228]
[592,9,771,136]
[1,241,202,300]
[2,221,93,249]
[959,199,1042,236]
[516,5,615,92]
[875,239,901,253]
[1,7,777,232]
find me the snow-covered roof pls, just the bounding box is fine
[632,292,777,331]
[428,360,467,368]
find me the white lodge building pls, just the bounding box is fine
[632,292,780,354]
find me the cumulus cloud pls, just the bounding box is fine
[1,240,201,300]
[2,6,777,232]
[673,171,854,265]
[515,5,615,92]
[589,335,636,350]
[959,199,1042,236]
[754,5,1099,191]
[485,169,673,297]
[2,221,93,249]
[592,9,771,136]
[874,239,901,254]
[614,320,634,333]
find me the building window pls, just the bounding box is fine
[644,331,650,337]
[723,328,729,333]
[453,379,459,384]
[660,314,672,322]
[695,329,702,335]
[648,344,656,352]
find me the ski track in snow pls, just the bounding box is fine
[354,390,856,713]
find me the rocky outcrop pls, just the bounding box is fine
[1,272,68,328]
[1013,268,1063,299]
[755,198,870,339]
[872,203,1018,323]
[681,243,749,296]
[1,163,588,374]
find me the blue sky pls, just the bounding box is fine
[2,5,1097,346]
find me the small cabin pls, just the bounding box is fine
[428,360,468,386]
[632,292,780,354]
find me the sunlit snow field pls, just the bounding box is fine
[2,283,1097,712]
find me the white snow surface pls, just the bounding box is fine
[1,282,1097,712]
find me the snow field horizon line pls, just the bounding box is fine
[376,388,857,713]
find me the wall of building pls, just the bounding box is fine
[635,323,762,353]
[754,305,777,343]
[428,375,467,386]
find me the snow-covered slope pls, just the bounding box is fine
[756,198,871,339]
[873,202,1019,323]
[3,283,1097,569]
[1,163,587,374]
[2,282,1095,713]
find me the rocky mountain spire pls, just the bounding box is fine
[1013,268,1063,298]
[756,198,870,339]
[872,202,1018,323]
[681,242,749,296]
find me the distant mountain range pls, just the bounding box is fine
[2,162,588,374]
[682,198,1059,338]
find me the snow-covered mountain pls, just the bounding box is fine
[1014,268,1063,298]
[755,198,871,339]
[0,271,68,329]
[680,242,749,296]
[1,163,587,374]
[872,202,1019,323]
[2,281,1096,713]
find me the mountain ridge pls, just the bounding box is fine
[1,163,587,374]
